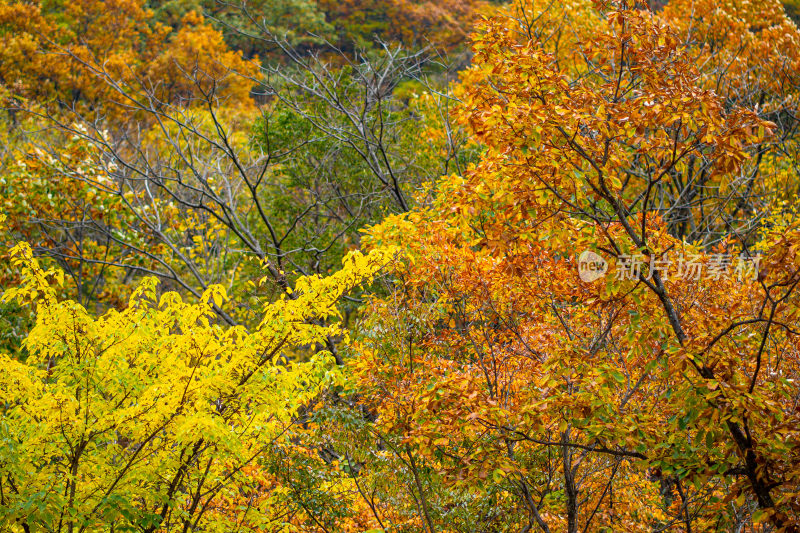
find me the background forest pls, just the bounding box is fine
[1,0,800,531]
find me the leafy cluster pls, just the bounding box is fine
[2,0,800,532]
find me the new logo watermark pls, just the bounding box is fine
[578,250,608,282]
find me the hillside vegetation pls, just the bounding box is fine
[1,0,800,531]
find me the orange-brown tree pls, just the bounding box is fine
[0,0,255,114]
[348,0,800,531]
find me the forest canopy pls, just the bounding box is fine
[1,0,800,531]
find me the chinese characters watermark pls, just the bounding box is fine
[579,250,761,283]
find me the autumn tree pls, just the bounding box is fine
[3,20,471,336]
[4,0,800,531]
[0,0,255,113]
[344,0,800,531]
[315,0,490,53]
[0,0,260,326]
[0,234,393,532]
